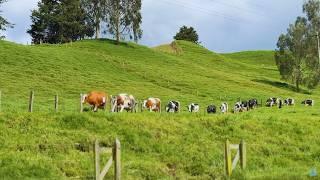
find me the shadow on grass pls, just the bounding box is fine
[252,79,311,94]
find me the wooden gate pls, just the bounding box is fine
[224,139,246,176]
[94,139,121,180]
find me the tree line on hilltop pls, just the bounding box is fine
[26,0,142,44]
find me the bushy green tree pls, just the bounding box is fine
[27,0,94,44]
[174,26,199,44]
[275,0,320,91]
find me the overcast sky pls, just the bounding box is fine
[1,0,303,52]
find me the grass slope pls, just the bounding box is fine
[0,39,319,179]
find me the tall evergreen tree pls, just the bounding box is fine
[105,0,142,44]
[27,0,94,44]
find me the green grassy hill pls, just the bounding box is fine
[0,39,319,179]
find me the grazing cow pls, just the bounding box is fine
[301,99,314,106]
[241,101,249,111]
[166,101,180,113]
[111,94,136,112]
[188,103,200,113]
[143,97,161,112]
[207,105,217,114]
[248,99,258,109]
[220,102,228,114]
[82,91,107,112]
[284,98,295,106]
[233,102,242,113]
[266,97,279,107]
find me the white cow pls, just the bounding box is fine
[220,102,228,114]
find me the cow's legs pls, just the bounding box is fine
[93,105,98,112]
[120,106,125,112]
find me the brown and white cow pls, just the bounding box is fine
[111,93,137,112]
[82,91,107,112]
[143,97,161,112]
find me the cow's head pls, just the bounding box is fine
[142,100,148,109]
[81,94,88,104]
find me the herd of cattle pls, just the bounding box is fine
[81,91,315,113]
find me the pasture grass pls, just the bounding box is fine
[0,39,320,179]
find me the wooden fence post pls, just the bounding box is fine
[54,94,59,112]
[114,139,121,180]
[80,94,83,113]
[225,139,232,176]
[240,140,246,169]
[94,140,100,180]
[28,91,34,112]
[141,101,143,112]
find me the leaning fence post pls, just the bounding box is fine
[94,140,100,180]
[114,139,121,180]
[80,94,83,113]
[54,94,59,112]
[225,139,232,176]
[240,140,246,169]
[28,91,34,112]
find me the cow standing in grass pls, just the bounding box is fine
[82,91,107,112]
[143,97,161,112]
[220,102,228,114]
[266,97,279,107]
[302,99,314,106]
[233,102,243,113]
[166,101,180,113]
[188,103,200,113]
[241,101,249,111]
[248,99,258,109]
[207,105,217,114]
[111,94,137,112]
[284,98,295,106]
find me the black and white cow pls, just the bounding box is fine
[207,105,217,114]
[188,103,200,112]
[233,102,242,113]
[266,97,279,107]
[241,101,249,111]
[284,98,295,106]
[220,102,228,114]
[166,101,180,113]
[301,99,314,106]
[248,99,258,109]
